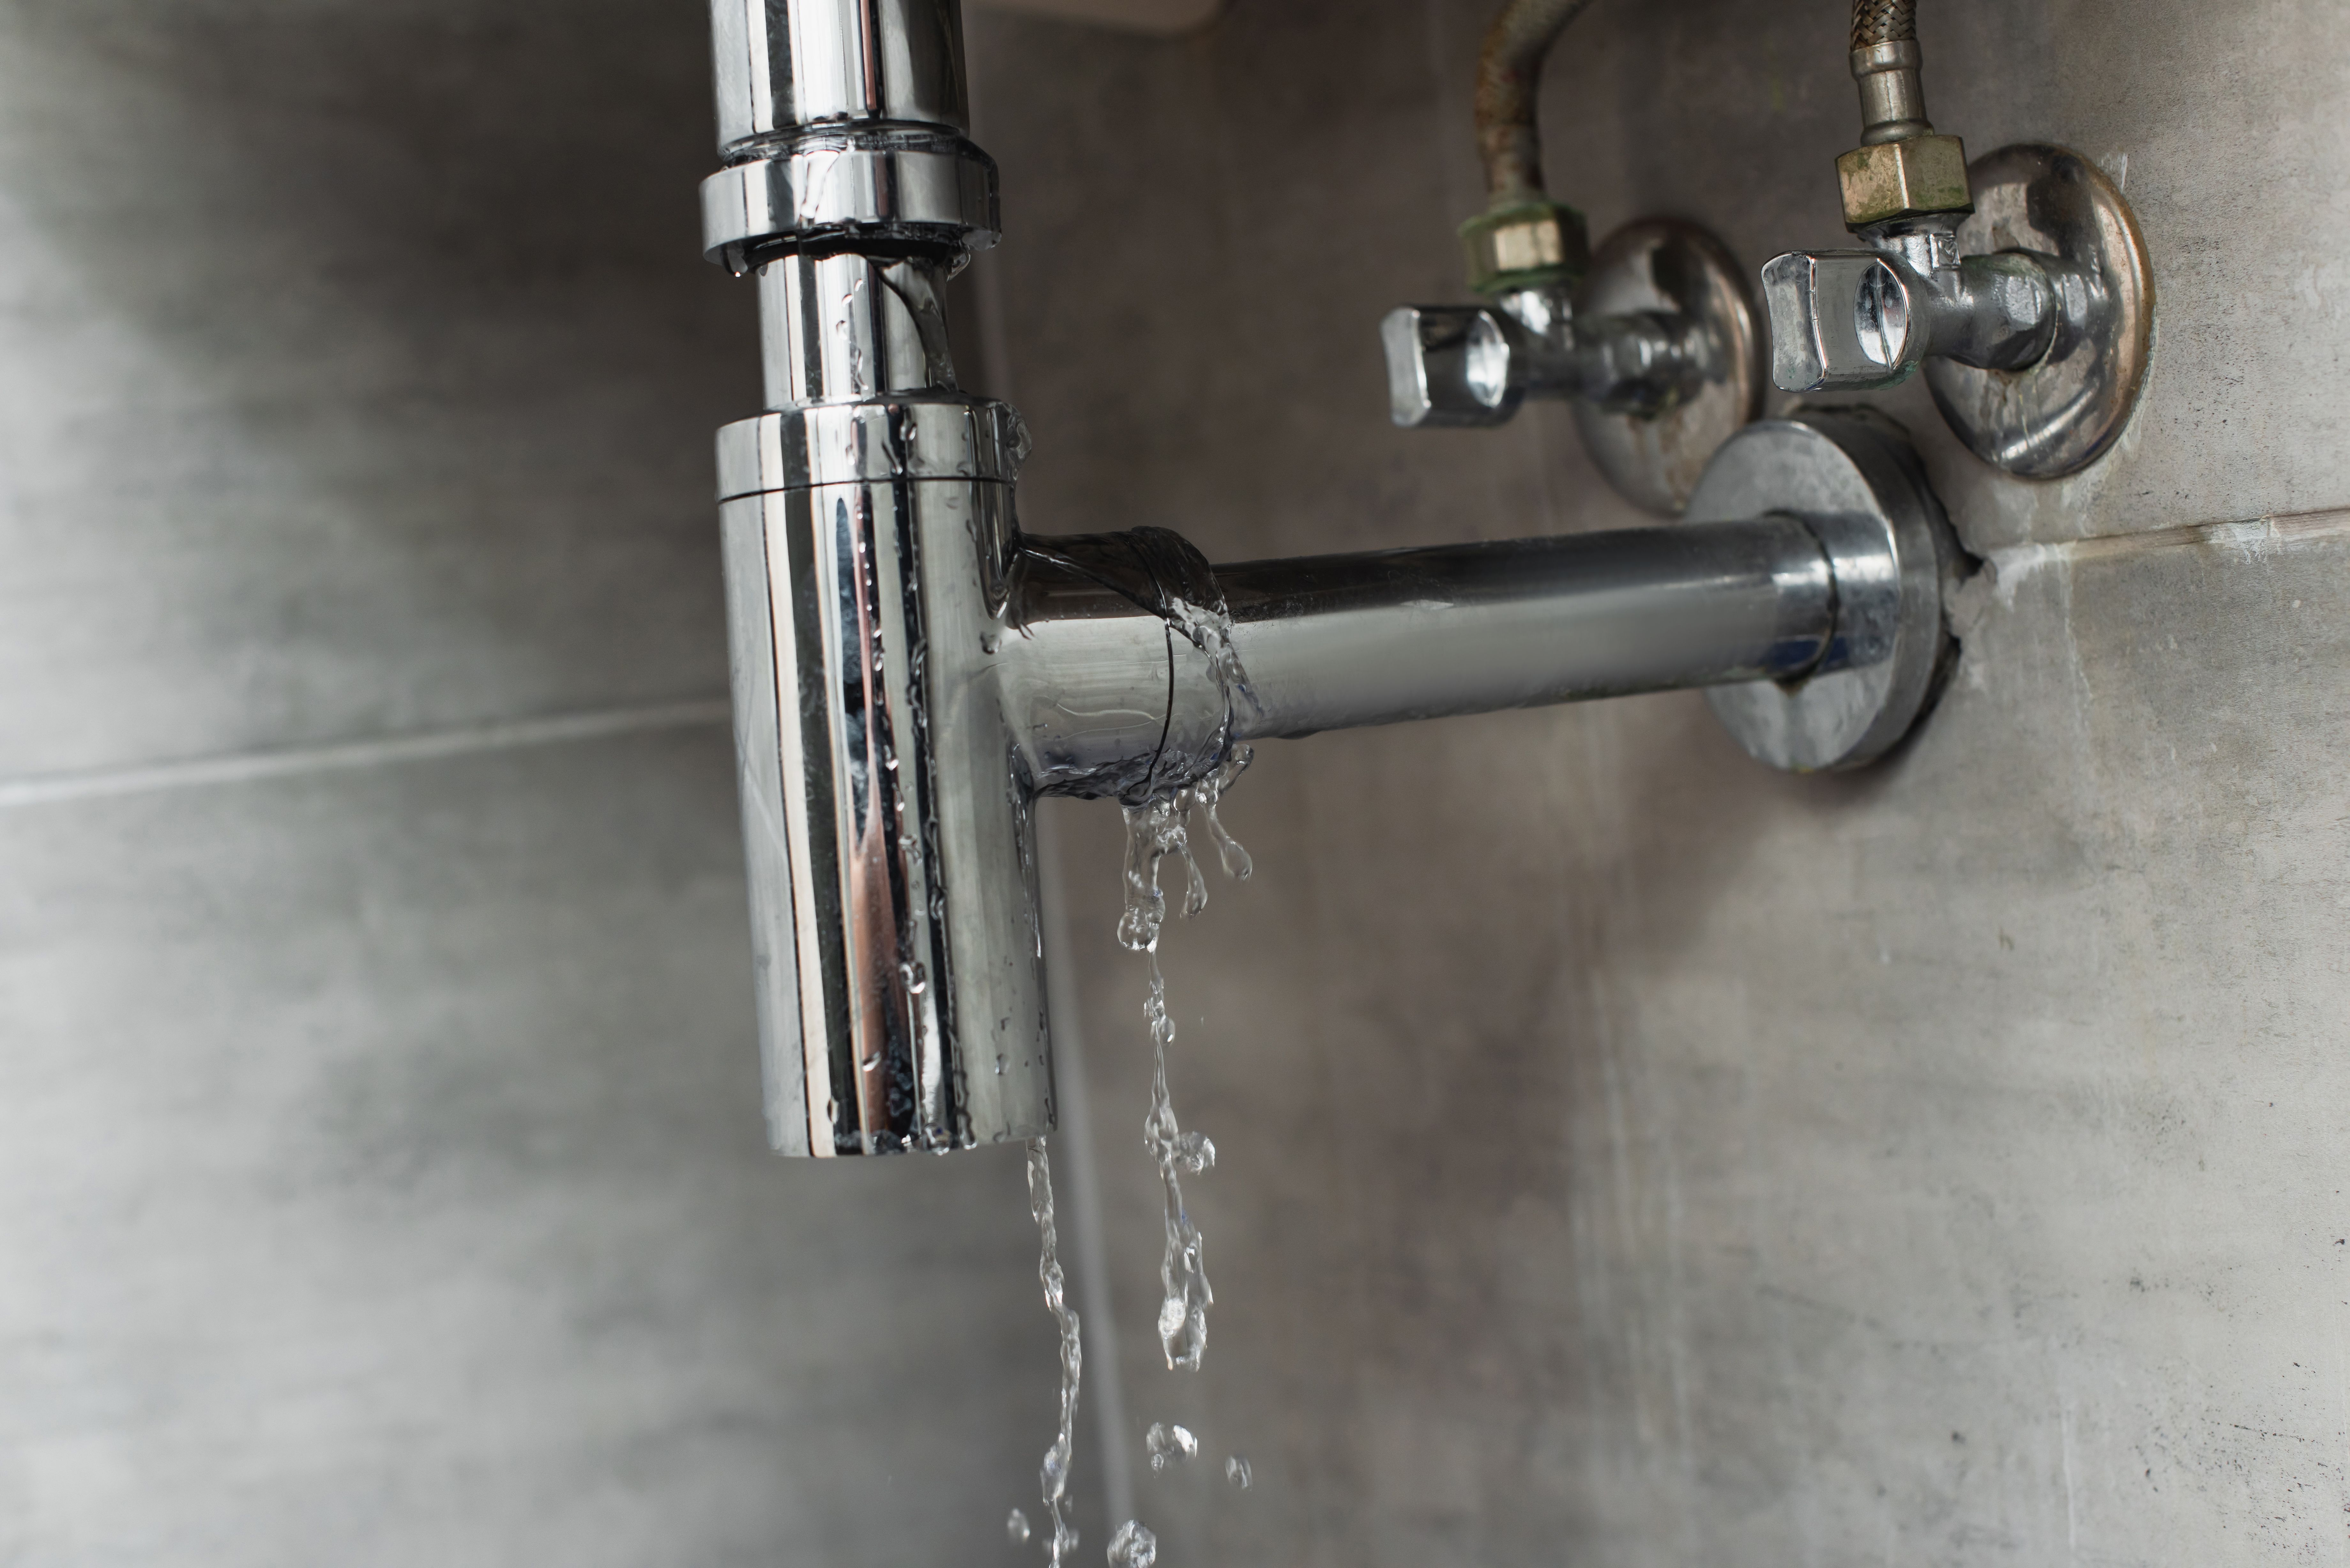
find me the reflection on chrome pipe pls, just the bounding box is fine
[701,0,1958,1159]
[1216,522,1834,739]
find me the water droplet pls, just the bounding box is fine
[1145,1421,1198,1472]
[995,1052,1007,1076]
[1106,1520,1156,1568]
[1006,1507,1032,1544]
[860,1052,879,1074]
[1175,1130,1215,1174]
[1224,1455,1251,1489]
[1156,1295,1187,1349]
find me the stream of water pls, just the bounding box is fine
[1023,573,1259,1564]
[1117,747,1252,1376]
[1025,1138,1083,1567]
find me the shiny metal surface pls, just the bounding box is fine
[1923,145,2154,479]
[1388,0,1758,507]
[709,0,971,155]
[707,0,1052,1155]
[723,474,1054,1155]
[1382,304,1523,427]
[1572,219,1768,515]
[756,252,961,407]
[707,0,1957,1157]
[704,0,996,272]
[716,400,1030,500]
[1687,414,1957,772]
[1001,531,1242,800]
[1769,2,2151,479]
[1852,40,1930,145]
[700,134,999,271]
[721,402,1955,1154]
[1215,521,1832,737]
[1762,235,2058,392]
[1385,219,1763,515]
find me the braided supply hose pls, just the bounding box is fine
[1473,0,1602,202]
[1850,0,1916,50]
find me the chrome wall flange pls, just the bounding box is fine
[1687,413,1959,771]
[1570,218,1766,515]
[1923,144,2153,479]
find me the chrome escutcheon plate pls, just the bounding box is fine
[1685,412,1960,772]
[1924,144,2154,479]
[1572,218,1767,516]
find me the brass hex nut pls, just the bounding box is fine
[1459,199,1590,298]
[1837,134,1972,229]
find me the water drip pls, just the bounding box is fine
[1026,1139,1083,1566]
[1106,1520,1158,1568]
[1145,1421,1198,1472]
[1115,736,1253,1372]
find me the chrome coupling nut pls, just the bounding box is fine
[1458,198,1590,298]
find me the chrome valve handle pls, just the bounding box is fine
[1382,220,1766,515]
[1760,236,2059,393]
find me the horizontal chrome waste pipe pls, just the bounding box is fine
[703,0,1957,1156]
[994,519,1840,795]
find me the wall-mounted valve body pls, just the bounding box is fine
[1761,4,2153,478]
[1380,0,1763,514]
[701,0,1961,1159]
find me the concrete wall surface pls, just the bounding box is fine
[0,3,1069,1564]
[962,1,2350,1565]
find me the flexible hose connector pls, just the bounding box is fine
[1832,0,1965,226]
[1473,0,1600,202]
[1850,0,1916,50]
[1849,0,1930,146]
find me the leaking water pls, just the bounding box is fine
[1026,1138,1082,1566]
[1118,743,1253,1374]
[1017,554,1260,1564]
[1007,1508,1033,1545]
[1144,1421,1198,1472]
[1106,1520,1158,1568]
[1224,1456,1251,1490]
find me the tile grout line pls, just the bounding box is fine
[0,695,734,811]
[1976,504,2350,607]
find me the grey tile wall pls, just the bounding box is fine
[0,3,1075,1563]
[0,733,1053,1566]
[0,1,748,776]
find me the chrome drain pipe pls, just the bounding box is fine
[701,0,1960,1157]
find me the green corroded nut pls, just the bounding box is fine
[1459,199,1591,298]
[1837,134,1972,229]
